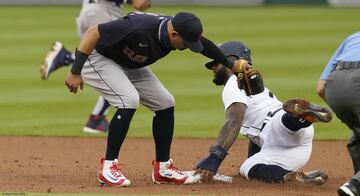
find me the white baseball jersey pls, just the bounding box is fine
[222,75,314,178]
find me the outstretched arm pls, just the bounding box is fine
[216,102,246,151]
[65,25,100,94]
[196,102,246,182]
[200,37,249,73]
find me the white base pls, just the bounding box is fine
[183,171,233,183]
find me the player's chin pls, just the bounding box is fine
[213,77,226,85]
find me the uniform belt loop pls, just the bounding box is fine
[333,61,360,72]
[89,0,100,4]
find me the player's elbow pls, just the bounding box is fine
[87,25,99,35]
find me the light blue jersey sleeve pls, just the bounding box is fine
[319,43,344,80]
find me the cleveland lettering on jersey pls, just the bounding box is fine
[96,12,171,69]
[122,46,149,64]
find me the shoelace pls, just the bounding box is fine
[165,164,184,175]
[109,163,124,177]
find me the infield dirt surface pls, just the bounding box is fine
[0,136,352,195]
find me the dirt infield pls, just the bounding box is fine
[0,136,353,195]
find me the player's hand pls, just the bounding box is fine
[194,168,215,183]
[132,0,151,11]
[65,72,84,94]
[231,59,251,74]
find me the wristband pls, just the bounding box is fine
[196,154,222,173]
[71,49,89,75]
[209,145,228,160]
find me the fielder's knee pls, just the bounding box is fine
[111,94,140,109]
[159,94,175,109]
[147,93,175,111]
[239,162,252,179]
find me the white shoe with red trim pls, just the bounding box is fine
[97,158,131,187]
[152,159,194,185]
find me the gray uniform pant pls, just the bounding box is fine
[81,50,175,111]
[76,0,123,38]
[325,67,360,182]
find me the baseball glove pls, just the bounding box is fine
[237,67,264,96]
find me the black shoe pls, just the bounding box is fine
[282,99,332,123]
[338,180,360,196]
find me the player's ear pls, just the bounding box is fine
[171,31,180,38]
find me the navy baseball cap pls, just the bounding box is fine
[205,41,252,69]
[172,12,203,53]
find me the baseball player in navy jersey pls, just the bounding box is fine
[64,12,249,187]
[317,32,360,196]
[40,0,151,133]
[195,41,332,185]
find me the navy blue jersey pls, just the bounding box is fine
[96,12,233,69]
[96,12,171,69]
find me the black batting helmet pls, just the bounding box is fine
[205,41,252,69]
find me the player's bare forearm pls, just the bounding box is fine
[216,102,246,151]
[65,25,98,93]
[132,0,151,11]
[78,25,100,54]
[195,102,246,180]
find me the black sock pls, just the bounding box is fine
[105,108,136,160]
[248,164,292,183]
[152,107,174,162]
[282,113,312,132]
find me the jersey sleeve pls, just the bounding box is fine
[319,41,345,80]
[200,37,234,69]
[97,18,132,48]
[222,75,248,110]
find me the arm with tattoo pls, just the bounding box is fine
[216,102,246,151]
[196,102,246,181]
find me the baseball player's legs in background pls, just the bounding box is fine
[81,50,192,186]
[41,0,123,133]
[76,1,123,38]
[326,68,360,195]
